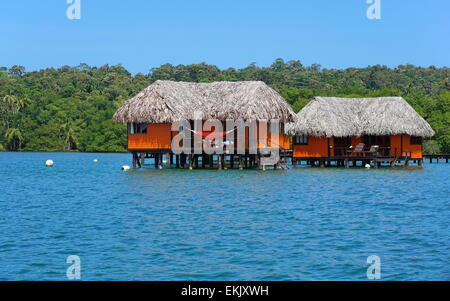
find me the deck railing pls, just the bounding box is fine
[332,146,393,157]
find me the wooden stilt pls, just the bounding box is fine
[218,154,222,170]
[165,152,170,167]
[189,154,193,170]
[181,154,186,168]
[239,155,244,170]
[154,153,159,169]
[194,155,199,168]
[132,152,137,169]
[209,155,214,168]
[202,154,206,168]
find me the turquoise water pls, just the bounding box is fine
[0,152,448,280]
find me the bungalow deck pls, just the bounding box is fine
[292,155,422,168]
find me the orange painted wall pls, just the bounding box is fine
[128,123,172,150]
[387,135,423,158]
[402,135,423,159]
[390,135,402,157]
[293,136,329,158]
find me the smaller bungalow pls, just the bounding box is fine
[286,97,435,167]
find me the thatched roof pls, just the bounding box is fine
[113,80,295,123]
[286,97,435,138]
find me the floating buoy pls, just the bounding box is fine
[121,165,130,171]
[93,159,98,163]
[365,164,371,168]
[162,159,168,164]
[159,165,163,170]
[45,160,54,167]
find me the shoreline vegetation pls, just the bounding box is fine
[0,59,449,153]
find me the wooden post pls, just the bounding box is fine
[194,155,199,168]
[181,154,187,168]
[132,152,137,169]
[222,155,226,169]
[218,154,222,170]
[141,153,145,165]
[239,155,244,170]
[189,154,193,170]
[209,155,214,168]
[154,153,159,169]
[345,159,349,168]
[175,155,180,168]
[165,152,170,167]
[320,160,325,168]
[418,159,423,166]
[137,153,142,168]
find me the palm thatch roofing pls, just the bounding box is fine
[286,97,435,138]
[113,80,295,123]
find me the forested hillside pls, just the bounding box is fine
[0,59,448,153]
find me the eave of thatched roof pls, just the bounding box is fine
[286,97,435,138]
[113,80,296,123]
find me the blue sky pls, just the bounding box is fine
[1,0,449,74]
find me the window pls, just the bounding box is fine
[129,123,147,134]
[410,136,422,145]
[294,135,308,145]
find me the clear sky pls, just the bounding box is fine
[1,0,449,74]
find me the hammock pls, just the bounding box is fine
[187,128,236,139]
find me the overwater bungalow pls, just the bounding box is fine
[113,80,295,169]
[286,97,435,167]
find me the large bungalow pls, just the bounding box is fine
[113,80,296,169]
[286,97,435,167]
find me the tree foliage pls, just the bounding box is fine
[0,60,448,153]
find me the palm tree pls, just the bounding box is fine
[1,95,28,151]
[5,127,23,151]
[61,122,77,151]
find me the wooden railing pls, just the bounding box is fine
[332,146,393,157]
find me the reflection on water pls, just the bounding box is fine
[0,152,448,280]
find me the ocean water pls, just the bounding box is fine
[0,152,448,281]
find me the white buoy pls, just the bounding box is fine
[93,159,98,163]
[121,165,130,171]
[365,163,371,168]
[45,160,54,167]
